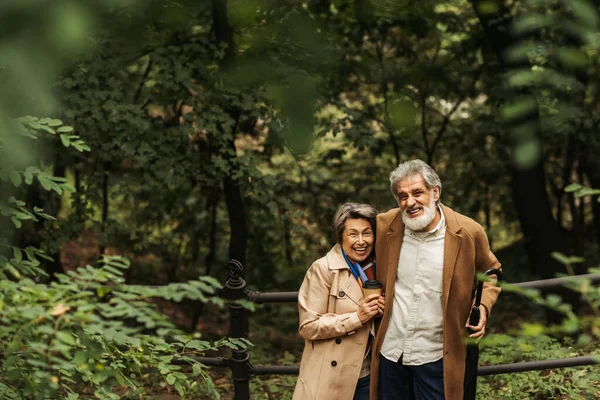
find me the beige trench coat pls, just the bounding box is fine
[369,205,502,400]
[293,244,373,400]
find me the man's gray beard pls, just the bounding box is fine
[402,196,437,232]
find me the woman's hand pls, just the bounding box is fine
[358,294,383,324]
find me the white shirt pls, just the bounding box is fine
[380,206,446,365]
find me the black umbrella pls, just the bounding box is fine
[464,268,503,400]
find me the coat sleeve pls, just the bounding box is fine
[298,261,363,340]
[473,224,502,318]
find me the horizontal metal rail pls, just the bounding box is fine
[202,355,600,376]
[245,274,600,304]
[248,291,298,303]
[477,355,599,376]
[252,365,299,375]
[172,356,228,367]
[514,273,600,290]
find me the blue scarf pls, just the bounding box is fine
[342,249,369,283]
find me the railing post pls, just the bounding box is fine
[222,259,251,400]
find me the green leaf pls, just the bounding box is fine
[38,175,53,191]
[60,134,71,147]
[60,183,76,193]
[23,172,34,184]
[192,363,202,376]
[564,183,582,192]
[115,373,125,386]
[174,382,184,396]
[574,187,600,198]
[37,252,54,262]
[185,339,210,351]
[12,248,22,263]
[56,331,76,346]
[166,374,176,385]
[545,294,561,307]
[57,126,74,133]
[3,263,21,278]
[551,251,571,266]
[9,171,21,187]
[11,216,22,228]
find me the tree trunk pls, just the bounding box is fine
[471,0,569,279]
[223,164,246,267]
[212,0,247,268]
[205,189,220,276]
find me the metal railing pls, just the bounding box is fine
[197,260,600,400]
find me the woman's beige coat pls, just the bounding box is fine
[292,244,373,400]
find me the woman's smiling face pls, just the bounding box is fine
[341,218,374,263]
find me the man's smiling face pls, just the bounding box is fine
[396,173,440,232]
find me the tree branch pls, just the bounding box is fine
[430,68,482,160]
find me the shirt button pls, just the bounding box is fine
[339,291,345,297]
[331,361,337,367]
[335,338,342,344]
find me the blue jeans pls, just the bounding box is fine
[378,355,444,400]
[353,374,370,400]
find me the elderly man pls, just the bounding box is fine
[370,159,502,400]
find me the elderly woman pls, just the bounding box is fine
[293,203,385,400]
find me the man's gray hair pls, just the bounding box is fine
[332,202,377,244]
[389,159,442,203]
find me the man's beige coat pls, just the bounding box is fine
[369,205,502,400]
[293,244,373,400]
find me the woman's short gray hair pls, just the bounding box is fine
[389,159,442,203]
[332,203,377,244]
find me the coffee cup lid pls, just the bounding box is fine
[363,279,382,289]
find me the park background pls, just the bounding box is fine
[1,0,599,398]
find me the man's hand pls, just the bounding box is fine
[465,306,487,338]
[377,293,385,315]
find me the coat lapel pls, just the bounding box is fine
[441,204,462,313]
[374,209,403,298]
[386,222,403,295]
[327,244,364,305]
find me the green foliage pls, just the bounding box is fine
[0,117,230,398]
[0,255,225,399]
[0,117,84,277]
[565,183,600,202]
[477,334,600,399]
